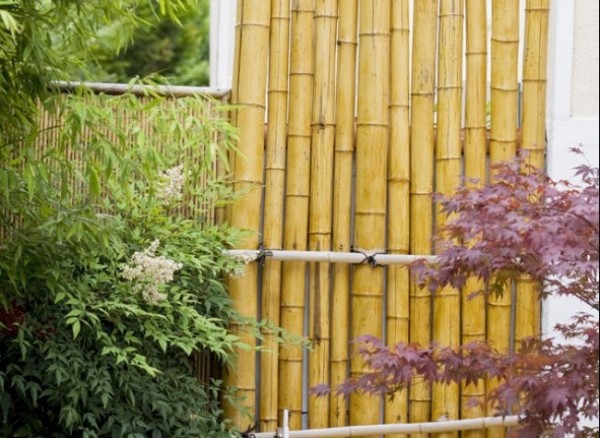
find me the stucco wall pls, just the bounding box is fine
[571,0,600,117]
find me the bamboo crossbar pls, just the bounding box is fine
[52,81,230,98]
[253,415,521,438]
[225,249,437,265]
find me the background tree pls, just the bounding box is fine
[317,156,599,437]
[87,0,210,85]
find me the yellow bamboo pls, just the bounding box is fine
[432,2,463,436]
[224,0,271,430]
[350,1,390,433]
[278,0,314,430]
[462,1,488,436]
[487,2,520,436]
[385,0,410,435]
[409,1,437,433]
[330,0,359,428]
[307,0,338,429]
[259,0,290,432]
[515,0,549,344]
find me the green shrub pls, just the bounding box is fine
[0,90,245,437]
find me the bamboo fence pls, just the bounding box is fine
[18,1,547,435]
[27,1,552,431]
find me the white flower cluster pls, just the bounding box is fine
[228,254,255,279]
[155,165,185,203]
[121,240,183,304]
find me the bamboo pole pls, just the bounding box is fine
[307,0,338,429]
[279,0,315,430]
[432,2,463,436]
[386,0,410,435]
[462,2,488,436]
[253,415,521,438]
[260,0,291,432]
[350,0,390,433]
[330,0,359,428]
[226,250,437,264]
[224,0,271,430]
[487,2,520,436]
[409,1,437,433]
[515,0,549,345]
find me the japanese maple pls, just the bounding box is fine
[318,153,599,437]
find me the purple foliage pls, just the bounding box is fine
[323,157,599,437]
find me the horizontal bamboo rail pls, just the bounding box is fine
[225,249,437,264]
[253,415,521,438]
[52,81,230,98]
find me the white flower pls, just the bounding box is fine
[121,239,183,303]
[155,165,185,203]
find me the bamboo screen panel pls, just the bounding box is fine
[29,91,225,223]
[226,0,550,435]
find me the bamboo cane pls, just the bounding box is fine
[386,0,411,435]
[279,0,315,430]
[307,0,338,429]
[487,2,520,436]
[432,2,463,436]
[515,0,549,345]
[409,1,437,434]
[224,0,271,430]
[462,2,488,436]
[330,0,358,428]
[260,0,291,432]
[350,1,390,434]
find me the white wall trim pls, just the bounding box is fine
[209,0,237,89]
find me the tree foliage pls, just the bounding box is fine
[317,156,599,437]
[87,1,210,85]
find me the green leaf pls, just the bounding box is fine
[72,320,81,339]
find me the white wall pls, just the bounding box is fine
[544,0,600,336]
[209,0,237,89]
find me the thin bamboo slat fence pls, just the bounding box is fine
[225,0,550,434]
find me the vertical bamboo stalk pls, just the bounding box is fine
[385,0,410,434]
[409,1,437,433]
[515,0,549,344]
[432,2,463,436]
[487,2,520,436]
[279,0,314,430]
[330,0,358,429]
[307,0,338,429]
[224,0,271,430]
[350,0,390,433]
[259,0,290,432]
[462,1,488,436]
